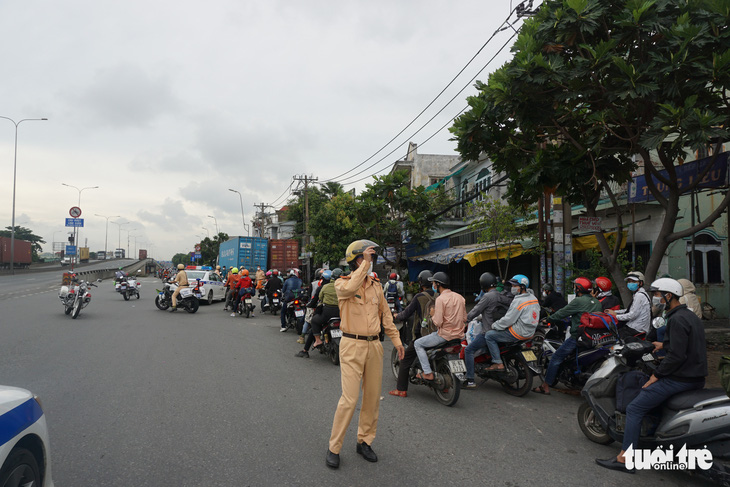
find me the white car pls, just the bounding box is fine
[184,266,226,305]
[0,385,54,486]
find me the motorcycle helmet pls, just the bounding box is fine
[594,276,612,292]
[345,239,380,263]
[266,270,272,278]
[479,272,498,291]
[542,283,554,292]
[272,269,278,276]
[574,277,592,294]
[231,267,239,274]
[650,278,683,299]
[177,264,184,270]
[289,268,300,278]
[389,272,397,280]
[314,268,323,280]
[417,270,433,287]
[429,271,450,287]
[509,274,529,288]
[241,269,249,276]
[331,268,343,280]
[625,271,645,283]
[322,269,332,281]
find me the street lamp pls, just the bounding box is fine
[111,220,128,258]
[0,116,47,275]
[61,183,98,268]
[130,234,141,259]
[228,189,250,236]
[207,215,219,236]
[95,213,120,260]
[202,226,210,238]
[124,228,137,258]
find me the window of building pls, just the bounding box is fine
[687,233,723,284]
[475,167,491,202]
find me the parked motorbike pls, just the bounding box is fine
[236,288,256,318]
[59,278,99,319]
[578,338,730,485]
[155,279,202,313]
[458,338,538,397]
[391,339,464,406]
[115,277,141,301]
[317,316,342,365]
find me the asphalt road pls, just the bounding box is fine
[0,275,716,486]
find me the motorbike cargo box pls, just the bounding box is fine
[59,285,69,298]
[180,287,194,298]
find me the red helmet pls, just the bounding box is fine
[594,276,612,292]
[574,277,592,294]
[389,272,397,280]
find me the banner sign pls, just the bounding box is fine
[628,152,728,203]
[578,216,601,232]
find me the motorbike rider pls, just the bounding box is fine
[115,267,128,283]
[388,270,436,397]
[264,270,283,309]
[326,240,404,469]
[596,277,707,473]
[232,269,254,317]
[296,269,341,358]
[215,265,222,277]
[412,272,466,382]
[533,277,602,394]
[224,267,241,311]
[592,276,621,311]
[677,278,703,319]
[541,283,567,313]
[483,275,540,372]
[301,269,325,344]
[607,271,651,337]
[280,269,303,332]
[384,272,405,312]
[170,264,189,312]
[462,272,514,389]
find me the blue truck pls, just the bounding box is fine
[218,237,268,272]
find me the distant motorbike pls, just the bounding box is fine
[236,287,256,318]
[458,338,538,397]
[155,279,202,313]
[115,277,141,301]
[316,316,342,365]
[391,339,464,406]
[59,278,99,319]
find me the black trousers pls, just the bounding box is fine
[304,306,339,352]
[395,344,419,391]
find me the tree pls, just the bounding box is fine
[308,192,363,266]
[450,0,730,302]
[0,226,46,261]
[171,253,190,267]
[356,170,439,273]
[467,197,538,280]
[200,232,229,267]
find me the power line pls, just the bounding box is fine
[269,179,294,208]
[319,3,527,184]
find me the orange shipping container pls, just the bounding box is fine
[268,239,300,271]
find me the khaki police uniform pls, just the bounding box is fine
[171,269,189,307]
[328,261,402,454]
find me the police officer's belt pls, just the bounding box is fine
[342,332,379,341]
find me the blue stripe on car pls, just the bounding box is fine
[0,398,43,447]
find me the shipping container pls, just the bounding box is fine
[218,237,268,272]
[0,236,32,269]
[139,249,148,260]
[268,239,300,272]
[79,247,90,263]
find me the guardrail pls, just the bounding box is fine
[61,259,156,284]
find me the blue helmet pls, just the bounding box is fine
[509,274,529,288]
[322,270,332,281]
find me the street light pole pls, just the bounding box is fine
[202,226,210,238]
[228,189,249,236]
[95,214,120,260]
[207,215,219,236]
[124,228,137,258]
[0,116,47,275]
[111,220,128,258]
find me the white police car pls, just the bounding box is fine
[184,266,226,305]
[0,385,54,486]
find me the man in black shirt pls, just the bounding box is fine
[596,277,707,473]
[541,284,567,313]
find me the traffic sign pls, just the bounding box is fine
[69,206,82,218]
[194,252,202,259]
[65,218,84,227]
[65,245,77,256]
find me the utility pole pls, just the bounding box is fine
[253,203,269,238]
[293,175,318,280]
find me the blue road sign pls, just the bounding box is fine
[65,218,84,227]
[66,245,77,255]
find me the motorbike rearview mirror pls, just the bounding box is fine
[652,316,667,329]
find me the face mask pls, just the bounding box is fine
[542,291,547,298]
[652,295,666,311]
[432,284,438,293]
[511,287,521,295]
[627,282,639,292]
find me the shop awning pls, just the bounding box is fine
[573,232,627,252]
[463,244,524,267]
[408,244,479,265]
[425,166,466,192]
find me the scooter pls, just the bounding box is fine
[458,338,538,397]
[318,316,342,366]
[391,338,464,406]
[59,278,99,319]
[579,335,730,485]
[284,296,305,333]
[268,290,282,315]
[236,288,256,318]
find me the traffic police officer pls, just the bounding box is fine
[326,240,405,469]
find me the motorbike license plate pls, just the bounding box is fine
[330,329,342,338]
[273,299,279,304]
[294,309,304,318]
[522,350,537,361]
[448,360,467,374]
[245,298,252,304]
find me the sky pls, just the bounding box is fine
[0,0,524,260]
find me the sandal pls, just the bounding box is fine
[388,389,407,397]
[486,364,505,372]
[415,372,434,381]
[531,387,550,395]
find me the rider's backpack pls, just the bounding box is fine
[616,370,649,412]
[718,356,730,398]
[387,281,398,296]
[577,312,618,347]
[415,292,436,335]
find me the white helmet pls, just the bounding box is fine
[649,278,683,298]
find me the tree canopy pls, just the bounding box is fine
[0,226,46,261]
[450,0,730,287]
